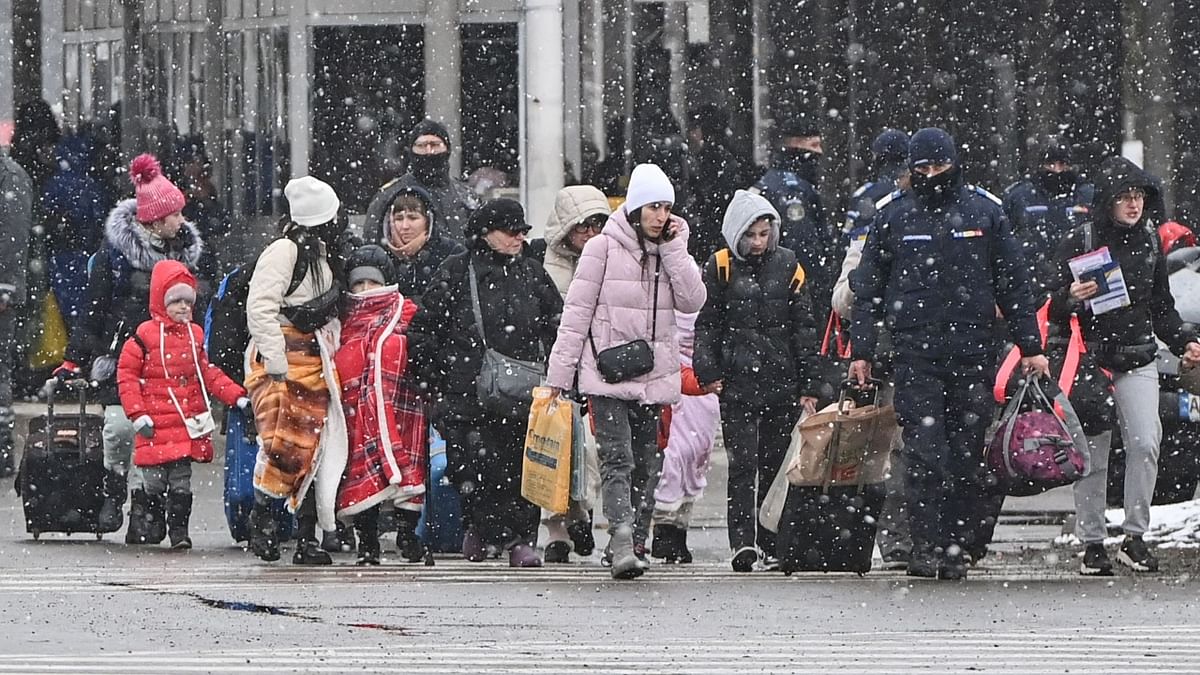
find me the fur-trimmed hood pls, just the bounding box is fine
[104,198,203,271]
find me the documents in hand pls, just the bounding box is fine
[1068,246,1131,315]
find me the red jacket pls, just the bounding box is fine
[117,260,245,466]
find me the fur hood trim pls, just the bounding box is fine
[104,199,203,270]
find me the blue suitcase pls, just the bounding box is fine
[223,408,294,543]
[416,428,463,553]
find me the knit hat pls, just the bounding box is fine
[871,129,910,164]
[624,163,675,212]
[406,118,452,153]
[908,128,958,168]
[347,244,395,287]
[164,282,196,306]
[1040,140,1073,166]
[129,154,186,224]
[285,176,340,227]
[468,198,530,239]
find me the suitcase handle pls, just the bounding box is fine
[45,379,93,458]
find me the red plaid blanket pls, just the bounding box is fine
[335,289,426,518]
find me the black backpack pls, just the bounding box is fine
[204,250,306,382]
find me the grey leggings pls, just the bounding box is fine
[141,459,193,497]
[103,405,143,490]
[1074,363,1161,542]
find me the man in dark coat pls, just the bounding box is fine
[753,116,835,319]
[686,104,745,263]
[0,154,33,475]
[1002,141,1095,297]
[364,119,477,244]
[848,128,1049,580]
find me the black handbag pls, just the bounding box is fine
[468,260,546,419]
[589,256,661,384]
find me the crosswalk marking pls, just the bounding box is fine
[2,631,1198,674]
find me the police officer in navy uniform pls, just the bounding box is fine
[847,128,1050,580]
[845,129,910,244]
[1002,141,1095,297]
[753,117,834,318]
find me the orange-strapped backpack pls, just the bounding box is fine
[714,248,807,292]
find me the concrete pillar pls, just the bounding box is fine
[202,0,225,193]
[663,2,687,128]
[579,0,605,159]
[287,4,310,178]
[1143,0,1174,210]
[563,0,582,183]
[41,0,63,112]
[424,0,462,177]
[0,0,12,134]
[522,0,565,236]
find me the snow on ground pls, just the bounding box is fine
[1106,499,1200,549]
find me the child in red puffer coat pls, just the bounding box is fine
[117,259,249,549]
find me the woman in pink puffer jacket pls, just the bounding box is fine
[546,163,706,580]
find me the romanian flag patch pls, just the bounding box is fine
[952,229,984,239]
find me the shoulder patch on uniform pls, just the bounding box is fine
[874,189,902,211]
[1002,181,1022,197]
[968,184,1003,205]
[380,177,400,190]
[715,248,732,284]
[851,181,875,199]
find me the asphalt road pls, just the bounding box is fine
[1,420,1199,673]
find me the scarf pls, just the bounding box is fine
[387,223,430,259]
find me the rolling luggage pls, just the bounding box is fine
[777,381,896,575]
[15,380,110,539]
[222,407,293,543]
[417,427,463,554]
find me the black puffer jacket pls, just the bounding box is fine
[1048,157,1196,359]
[369,183,465,302]
[408,242,563,417]
[693,245,819,404]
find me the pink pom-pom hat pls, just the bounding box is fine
[129,153,186,224]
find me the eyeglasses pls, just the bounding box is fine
[412,139,447,152]
[572,220,605,235]
[1115,189,1146,204]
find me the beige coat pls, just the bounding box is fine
[247,237,335,374]
[831,236,864,318]
[543,186,611,297]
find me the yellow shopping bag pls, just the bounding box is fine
[521,387,573,514]
[30,292,67,369]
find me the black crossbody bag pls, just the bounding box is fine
[589,254,661,384]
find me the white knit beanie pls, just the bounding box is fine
[285,176,340,227]
[624,163,675,213]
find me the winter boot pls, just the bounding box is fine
[167,490,193,550]
[322,521,355,553]
[678,527,693,564]
[248,496,281,562]
[355,509,381,566]
[568,516,596,557]
[124,489,151,544]
[293,517,332,565]
[609,528,646,580]
[462,527,486,562]
[652,524,684,563]
[395,509,425,563]
[142,492,167,545]
[0,440,13,478]
[98,470,127,532]
[509,542,543,568]
[731,546,758,573]
[544,540,572,563]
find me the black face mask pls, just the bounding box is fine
[776,148,821,185]
[910,167,958,202]
[409,151,450,186]
[1035,169,1077,197]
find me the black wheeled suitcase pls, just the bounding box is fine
[15,380,110,539]
[776,380,893,575]
[776,481,886,575]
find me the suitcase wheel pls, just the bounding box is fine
[95,533,103,541]
[783,570,793,577]
[30,530,40,541]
